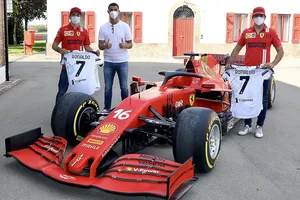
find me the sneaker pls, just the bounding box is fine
[102,109,109,113]
[255,126,263,138]
[238,125,252,136]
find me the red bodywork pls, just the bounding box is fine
[5,53,244,199]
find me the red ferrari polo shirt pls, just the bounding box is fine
[237,25,282,66]
[54,23,90,68]
[54,23,90,51]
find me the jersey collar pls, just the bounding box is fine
[68,23,81,31]
[250,24,268,32]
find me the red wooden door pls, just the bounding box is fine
[173,19,194,56]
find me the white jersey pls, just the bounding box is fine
[222,65,273,119]
[61,51,103,95]
[98,21,132,63]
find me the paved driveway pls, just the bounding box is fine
[0,61,300,200]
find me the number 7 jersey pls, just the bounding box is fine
[61,51,102,95]
[222,65,273,119]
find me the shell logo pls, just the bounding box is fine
[126,167,133,171]
[99,123,118,135]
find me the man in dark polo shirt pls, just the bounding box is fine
[52,7,100,103]
[226,6,284,138]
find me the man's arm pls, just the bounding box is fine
[125,40,133,49]
[98,40,106,50]
[227,45,243,64]
[52,29,68,54]
[270,45,284,68]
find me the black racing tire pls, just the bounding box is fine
[172,107,222,173]
[268,75,276,109]
[51,92,100,146]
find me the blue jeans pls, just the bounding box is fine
[245,79,270,127]
[56,68,69,103]
[103,61,129,110]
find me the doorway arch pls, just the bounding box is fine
[172,5,195,56]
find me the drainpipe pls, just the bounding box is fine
[4,0,9,81]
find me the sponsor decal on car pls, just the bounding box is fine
[98,123,118,135]
[175,100,183,108]
[81,143,100,150]
[87,138,104,145]
[138,160,165,167]
[59,174,76,180]
[71,153,84,167]
[91,134,108,140]
[139,154,166,162]
[189,94,195,106]
[132,168,160,174]
[102,136,120,158]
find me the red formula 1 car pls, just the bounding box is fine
[4,53,276,199]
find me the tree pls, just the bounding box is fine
[18,0,47,31]
[8,0,47,45]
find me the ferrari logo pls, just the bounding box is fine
[189,94,195,106]
[260,33,264,38]
[77,31,80,36]
[99,123,117,135]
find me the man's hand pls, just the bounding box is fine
[95,49,100,56]
[59,48,69,55]
[225,64,233,70]
[119,39,127,49]
[106,39,112,49]
[261,62,275,69]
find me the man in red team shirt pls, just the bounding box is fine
[227,6,284,138]
[52,7,100,103]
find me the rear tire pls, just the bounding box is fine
[173,107,222,173]
[51,92,100,146]
[268,75,276,109]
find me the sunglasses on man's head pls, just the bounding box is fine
[111,24,114,33]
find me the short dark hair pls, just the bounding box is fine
[108,3,119,9]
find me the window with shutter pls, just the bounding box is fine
[226,13,234,43]
[86,11,95,43]
[61,11,69,27]
[292,14,300,44]
[134,12,143,43]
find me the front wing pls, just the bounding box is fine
[4,128,197,200]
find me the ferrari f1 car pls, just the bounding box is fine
[4,52,276,200]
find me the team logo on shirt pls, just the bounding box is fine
[246,32,256,39]
[64,31,74,36]
[260,33,264,38]
[77,31,81,36]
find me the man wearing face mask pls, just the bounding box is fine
[52,7,100,103]
[98,2,133,112]
[226,6,284,138]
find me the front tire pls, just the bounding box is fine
[268,75,276,109]
[173,107,222,173]
[51,92,100,146]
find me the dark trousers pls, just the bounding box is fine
[103,61,129,110]
[55,68,69,103]
[245,79,270,127]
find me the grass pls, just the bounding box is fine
[8,40,46,55]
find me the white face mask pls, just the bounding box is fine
[71,16,80,24]
[110,11,119,19]
[254,17,265,26]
